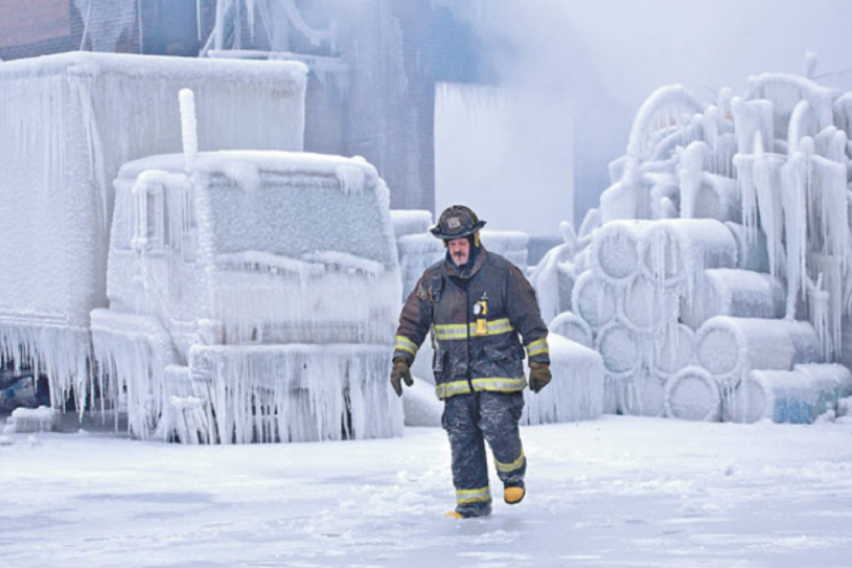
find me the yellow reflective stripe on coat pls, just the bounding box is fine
[434,318,514,340]
[526,338,549,357]
[456,486,491,504]
[495,448,526,474]
[435,380,472,398]
[471,377,526,392]
[394,335,418,356]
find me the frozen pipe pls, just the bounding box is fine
[731,97,774,155]
[695,316,822,385]
[571,271,617,332]
[179,88,198,175]
[787,100,816,155]
[590,220,651,286]
[622,275,668,332]
[549,312,593,348]
[578,208,601,240]
[680,269,785,330]
[625,84,704,162]
[523,335,604,424]
[637,219,738,291]
[652,323,695,377]
[723,222,770,273]
[744,72,835,137]
[665,366,721,421]
[595,321,641,379]
[723,369,819,424]
[691,173,741,223]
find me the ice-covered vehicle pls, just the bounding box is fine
[91,150,403,443]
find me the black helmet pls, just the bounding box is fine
[430,205,486,240]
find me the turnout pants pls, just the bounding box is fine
[442,391,526,516]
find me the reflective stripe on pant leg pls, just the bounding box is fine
[443,393,492,514]
[478,391,527,484]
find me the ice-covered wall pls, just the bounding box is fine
[0,52,307,410]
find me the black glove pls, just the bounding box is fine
[529,362,552,393]
[390,357,414,397]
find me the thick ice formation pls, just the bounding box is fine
[0,52,307,414]
[536,57,852,424]
[89,150,403,443]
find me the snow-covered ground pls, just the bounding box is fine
[2,416,852,567]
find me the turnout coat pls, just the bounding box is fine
[393,247,550,399]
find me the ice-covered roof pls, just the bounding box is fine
[0,51,307,88]
[117,150,379,194]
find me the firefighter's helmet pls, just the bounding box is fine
[430,205,486,240]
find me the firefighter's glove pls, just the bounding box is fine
[529,362,552,393]
[390,357,414,397]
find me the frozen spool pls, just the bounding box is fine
[724,369,819,424]
[794,363,852,416]
[622,275,668,332]
[680,269,785,329]
[522,335,603,424]
[620,368,667,418]
[596,321,640,379]
[549,312,593,348]
[665,366,721,421]
[638,219,738,290]
[695,316,822,385]
[572,271,617,332]
[590,220,650,286]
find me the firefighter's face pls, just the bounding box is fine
[448,238,470,266]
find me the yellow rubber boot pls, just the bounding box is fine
[445,511,464,519]
[504,486,525,505]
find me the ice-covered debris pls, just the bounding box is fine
[0,435,13,446]
[681,269,785,329]
[522,335,603,425]
[4,406,62,434]
[571,271,616,332]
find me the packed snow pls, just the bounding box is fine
[2,417,852,567]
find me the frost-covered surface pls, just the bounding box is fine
[3,417,852,566]
[0,52,307,412]
[533,61,852,424]
[92,150,402,442]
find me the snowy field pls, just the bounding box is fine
[2,416,852,568]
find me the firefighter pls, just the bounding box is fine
[391,205,551,519]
